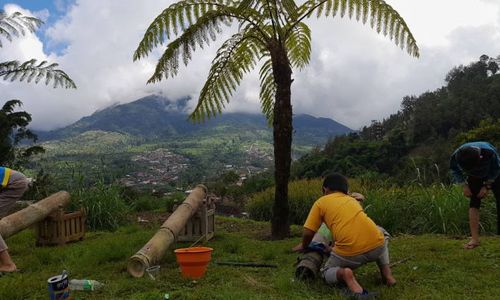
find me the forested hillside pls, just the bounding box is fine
[38,95,352,146]
[292,55,500,184]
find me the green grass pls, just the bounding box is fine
[1,217,499,299]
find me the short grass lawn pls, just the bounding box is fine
[1,217,499,299]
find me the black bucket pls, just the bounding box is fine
[48,273,70,300]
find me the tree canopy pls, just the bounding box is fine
[292,55,500,185]
[135,0,418,238]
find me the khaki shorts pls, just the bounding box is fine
[0,171,29,218]
[0,171,29,252]
[321,227,391,284]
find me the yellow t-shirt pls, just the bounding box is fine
[304,192,384,256]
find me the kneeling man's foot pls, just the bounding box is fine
[0,263,17,273]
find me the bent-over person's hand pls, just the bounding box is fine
[292,243,304,253]
[477,186,488,199]
[463,184,472,197]
[350,192,365,203]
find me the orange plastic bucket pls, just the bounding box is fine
[174,247,213,279]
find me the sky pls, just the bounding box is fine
[1,0,500,131]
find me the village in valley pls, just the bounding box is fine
[118,148,189,188]
[118,144,273,191]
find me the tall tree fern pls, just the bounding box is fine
[135,0,419,239]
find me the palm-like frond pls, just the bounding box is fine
[1,99,23,113]
[134,0,263,62]
[0,59,77,88]
[280,0,300,21]
[134,0,222,61]
[259,58,275,122]
[296,0,419,57]
[0,99,31,128]
[0,11,42,47]
[144,11,232,83]
[285,22,311,69]
[189,32,262,122]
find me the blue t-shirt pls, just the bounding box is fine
[0,167,11,188]
[450,141,500,183]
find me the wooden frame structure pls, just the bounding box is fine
[35,207,86,246]
[177,196,215,242]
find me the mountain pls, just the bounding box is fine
[38,95,353,145]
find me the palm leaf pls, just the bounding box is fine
[285,22,311,69]
[259,58,276,123]
[1,99,23,113]
[145,11,232,83]
[0,11,42,47]
[296,0,419,57]
[134,0,225,61]
[189,32,262,122]
[280,0,300,21]
[0,59,76,88]
[134,0,265,61]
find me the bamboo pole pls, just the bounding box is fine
[127,185,207,278]
[0,191,70,239]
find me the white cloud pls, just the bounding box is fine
[1,0,500,131]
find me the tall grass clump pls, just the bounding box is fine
[363,184,497,235]
[247,179,322,224]
[70,182,131,231]
[247,179,498,235]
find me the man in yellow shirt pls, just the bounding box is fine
[300,173,395,297]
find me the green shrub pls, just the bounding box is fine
[131,195,163,211]
[247,179,498,235]
[247,179,322,224]
[70,183,130,231]
[363,184,497,235]
[129,195,178,212]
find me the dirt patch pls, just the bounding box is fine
[131,211,171,227]
[216,218,271,240]
[215,203,242,217]
[130,210,273,240]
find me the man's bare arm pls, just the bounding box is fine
[301,228,316,250]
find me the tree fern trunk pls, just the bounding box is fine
[270,43,292,239]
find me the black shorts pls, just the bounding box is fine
[467,176,500,208]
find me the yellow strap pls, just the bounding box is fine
[1,168,11,187]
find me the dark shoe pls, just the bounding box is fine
[341,288,378,299]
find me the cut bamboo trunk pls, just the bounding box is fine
[0,191,70,239]
[127,185,207,278]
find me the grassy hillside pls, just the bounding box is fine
[33,129,276,189]
[1,217,499,299]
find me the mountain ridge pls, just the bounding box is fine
[37,95,353,145]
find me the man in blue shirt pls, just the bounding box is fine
[450,141,500,249]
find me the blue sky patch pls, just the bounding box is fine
[0,0,75,55]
